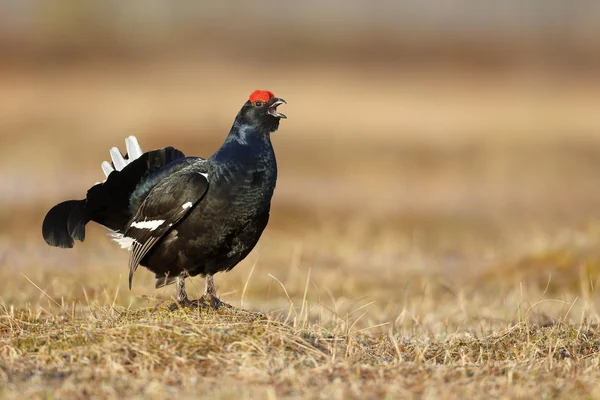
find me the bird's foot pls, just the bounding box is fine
[168,298,195,311]
[200,293,234,310]
[168,295,233,311]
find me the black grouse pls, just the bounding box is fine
[42,90,286,309]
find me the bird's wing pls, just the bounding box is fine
[86,145,189,232]
[124,170,210,289]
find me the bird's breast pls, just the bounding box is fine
[205,162,275,217]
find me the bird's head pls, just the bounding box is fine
[236,90,287,134]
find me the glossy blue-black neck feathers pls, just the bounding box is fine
[211,105,278,164]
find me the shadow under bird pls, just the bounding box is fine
[42,90,287,309]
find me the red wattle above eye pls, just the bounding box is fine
[249,90,274,103]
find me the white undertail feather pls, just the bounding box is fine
[110,147,126,171]
[182,202,193,209]
[125,136,143,160]
[107,232,135,250]
[101,161,113,177]
[100,136,144,178]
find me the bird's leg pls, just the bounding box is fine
[169,272,193,310]
[201,274,220,308]
[201,274,232,309]
[204,274,216,297]
[168,272,231,311]
[176,272,189,303]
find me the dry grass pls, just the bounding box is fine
[3,254,600,399]
[2,60,600,399]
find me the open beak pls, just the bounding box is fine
[267,98,287,119]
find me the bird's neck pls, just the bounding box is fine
[211,124,274,165]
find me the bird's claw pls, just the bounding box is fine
[168,295,232,311]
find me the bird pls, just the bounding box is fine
[42,90,287,309]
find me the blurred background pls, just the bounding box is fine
[1,0,600,308]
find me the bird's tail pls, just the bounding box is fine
[42,136,188,249]
[42,199,89,248]
[42,136,144,249]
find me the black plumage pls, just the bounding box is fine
[42,90,287,308]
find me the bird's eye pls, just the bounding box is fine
[254,101,263,107]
